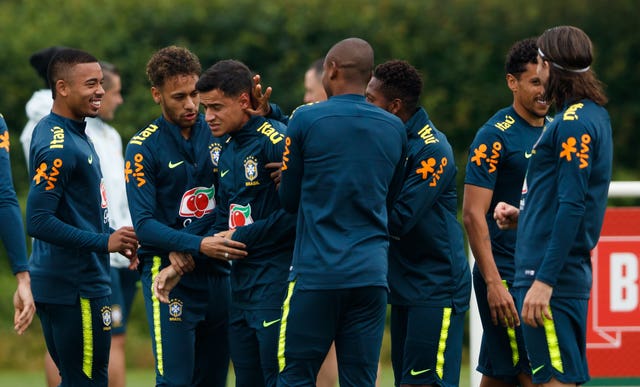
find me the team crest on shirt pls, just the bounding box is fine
[244,156,260,186]
[169,298,183,322]
[101,306,112,331]
[209,143,222,167]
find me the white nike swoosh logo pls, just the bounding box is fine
[88,155,93,164]
[168,160,184,168]
[220,170,230,177]
[524,152,533,159]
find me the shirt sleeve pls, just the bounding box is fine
[464,126,503,190]
[0,119,29,274]
[388,140,454,237]
[124,144,203,255]
[278,114,304,213]
[535,120,593,286]
[26,134,110,253]
[267,103,290,125]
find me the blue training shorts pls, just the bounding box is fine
[473,270,530,384]
[514,287,590,385]
[390,304,465,387]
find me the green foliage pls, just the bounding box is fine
[1,0,638,197]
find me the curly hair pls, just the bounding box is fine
[372,60,422,111]
[146,46,201,88]
[504,38,538,77]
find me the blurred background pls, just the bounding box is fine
[0,0,638,384]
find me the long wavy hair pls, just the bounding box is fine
[537,26,608,110]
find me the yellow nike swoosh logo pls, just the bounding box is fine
[262,319,281,328]
[88,155,93,164]
[532,364,545,375]
[410,368,430,376]
[168,160,184,169]
[220,170,230,177]
[524,152,533,159]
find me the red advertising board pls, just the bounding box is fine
[588,207,640,378]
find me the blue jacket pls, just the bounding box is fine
[124,114,228,275]
[279,94,407,290]
[213,115,294,308]
[514,100,612,298]
[0,114,29,274]
[27,112,111,304]
[388,108,471,310]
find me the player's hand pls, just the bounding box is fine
[521,280,553,327]
[265,162,282,189]
[200,235,247,261]
[128,254,139,271]
[108,226,138,253]
[168,251,195,276]
[493,202,519,230]
[153,266,181,304]
[13,272,35,335]
[246,74,273,116]
[487,281,520,328]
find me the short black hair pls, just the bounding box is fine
[372,60,422,111]
[48,48,99,98]
[504,38,538,77]
[196,59,252,97]
[29,46,69,87]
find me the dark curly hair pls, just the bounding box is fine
[504,38,538,78]
[146,46,201,88]
[372,60,422,111]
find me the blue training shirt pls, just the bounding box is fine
[514,100,612,298]
[464,106,546,281]
[279,94,407,290]
[388,108,471,310]
[0,114,29,274]
[125,114,229,274]
[212,115,294,308]
[27,112,112,304]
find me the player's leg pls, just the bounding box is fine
[391,305,464,387]
[228,305,264,387]
[514,288,588,387]
[473,272,528,387]
[335,286,386,387]
[316,342,338,387]
[254,308,284,387]
[390,304,409,386]
[193,271,230,387]
[45,297,111,386]
[141,256,197,387]
[37,303,63,386]
[277,282,336,386]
